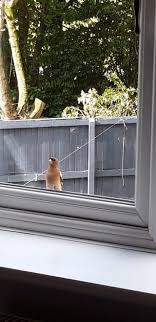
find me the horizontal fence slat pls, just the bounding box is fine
[0,168,135,183]
[0,171,88,183]
[96,169,135,177]
[95,117,137,125]
[0,118,89,129]
[0,117,137,129]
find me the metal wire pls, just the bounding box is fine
[23,118,126,187]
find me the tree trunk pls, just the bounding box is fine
[29,98,45,119]
[17,0,29,76]
[0,1,17,119]
[5,2,28,114]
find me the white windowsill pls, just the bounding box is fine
[0,229,156,296]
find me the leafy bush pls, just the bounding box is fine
[62,72,137,118]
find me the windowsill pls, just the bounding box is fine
[0,228,156,297]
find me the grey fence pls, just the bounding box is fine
[0,117,137,199]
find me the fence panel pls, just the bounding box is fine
[0,118,136,199]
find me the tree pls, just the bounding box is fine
[25,0,138,117]
[1,0,138,118]
[0,0,45,119]
[5,0,28,114]
[0,0,17,119]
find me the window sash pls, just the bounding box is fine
[0,0,156,250]
[135,0,155,225]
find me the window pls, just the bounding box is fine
[1,0,137,199]
[0,0,138,201]
[0,0,156,250]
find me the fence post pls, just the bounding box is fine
[88,118,95,195]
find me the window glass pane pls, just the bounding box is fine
[0,0,138,201]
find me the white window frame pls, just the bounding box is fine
[0,0,155,250]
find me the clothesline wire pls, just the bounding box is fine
[23,118,127,187]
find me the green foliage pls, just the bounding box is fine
[8,0,138,117]
[62,72,137,118]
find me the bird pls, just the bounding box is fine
[46,157,63,191]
